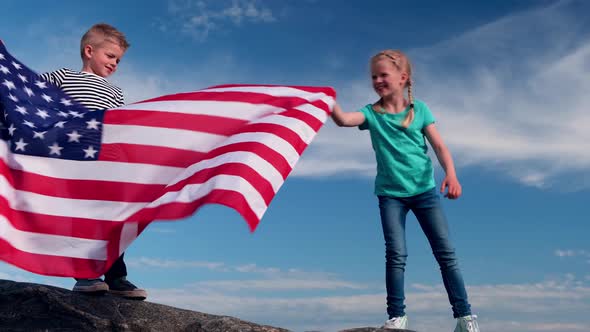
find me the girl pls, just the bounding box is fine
[331,50,480,332]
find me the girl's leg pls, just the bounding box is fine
[378,195,410,318]
[411,188,472,318]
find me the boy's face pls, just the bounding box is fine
[82,41,125,78]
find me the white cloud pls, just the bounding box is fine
[126,257,228,271]
[147,275,590,332]
[193,278,368,291]
[296,1,590,190]
[555,249,590,259]
[162,0,276,40]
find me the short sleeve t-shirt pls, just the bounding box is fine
[359,99,436,197]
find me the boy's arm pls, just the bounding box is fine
[424,123,462,199]
[331,103,366,127]
[117,91,125,107]
[39,68,66,87]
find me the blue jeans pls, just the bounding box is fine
[378,187,472,318]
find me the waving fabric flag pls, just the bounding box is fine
[0,42,335,278]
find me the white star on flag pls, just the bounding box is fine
[33,131,47,139]
[66,130,82,142]
[83,145,98,158]
[48,142,64,155]
[14,138,28,151]
[86,118,101,129]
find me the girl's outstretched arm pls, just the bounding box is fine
[331,103,366,127]
[424,124,462,199]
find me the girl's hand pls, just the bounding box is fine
[441,175,462,199]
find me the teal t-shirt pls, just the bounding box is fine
[359,99,436,197]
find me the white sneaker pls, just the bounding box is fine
[382,315,408,329]
[454,315,480,332]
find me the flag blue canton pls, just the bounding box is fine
[0,43,104,160]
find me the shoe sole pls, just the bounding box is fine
[109,289,148,300]
[72,283,109,294]
[72,286,109,294]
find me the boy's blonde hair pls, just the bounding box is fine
[80,23,130,58]
[371,50,414,128]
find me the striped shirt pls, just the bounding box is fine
[39,68,124,110]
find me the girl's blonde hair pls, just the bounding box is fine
[80,23,130,58]
[371,50,414,128]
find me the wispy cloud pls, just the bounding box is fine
[296,1,590,191]
[147,274,590,332]
[160,0,276,41]
[192,277,368,292]
[555,249,590,264]
[126,257,228,271]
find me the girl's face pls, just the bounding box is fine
[371,58,407,98]
[83,42,124,78]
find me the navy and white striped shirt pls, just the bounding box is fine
[40,68,124,110]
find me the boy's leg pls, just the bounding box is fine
[378,195,410,319]
[105,253,148,300]
[105,252,127,281]
[411,188,472,318]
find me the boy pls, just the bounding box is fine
[40,23,147,300]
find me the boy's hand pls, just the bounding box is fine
[441,175,462,199]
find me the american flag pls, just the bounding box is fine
[0,41,335,278]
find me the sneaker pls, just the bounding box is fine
[106,277,148,300]
[382,315,408,329]
[72,278,109,293]
[455,315,480,332]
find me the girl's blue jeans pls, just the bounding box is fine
[378,187,472,319]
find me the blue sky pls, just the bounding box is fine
[1,0,590,331]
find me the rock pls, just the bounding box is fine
[0,279,290,332]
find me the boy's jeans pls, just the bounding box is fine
[378,187,472,318]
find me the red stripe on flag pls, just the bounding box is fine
[99,143,207,167]
[104,110,248,136]
[208,84,337,97]
[128,189,259,231]
[3,160,166,202]
[0,197,118,239]
[165,162,276,205]
[138,91,324,111]
[0,240,110,278]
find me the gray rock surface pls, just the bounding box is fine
[0,279,420,332]
[0,279,289,332]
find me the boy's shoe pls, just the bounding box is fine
[382,315,408,329]
[454,315,480,332]
[106,276,147,300]
[72,278,109,293]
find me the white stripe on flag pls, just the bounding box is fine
[103,124,226,151]
[201,86,331,101]
[216,132,300,167]
[0,215,108,260]
[117,100,284,120]
[2,142,182,184]
[1,174,267,221]
[170,151,284,193]
[252,114,316,144]
[119,222,138,256]
[295,103,330,122]
[146,174,267,219]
